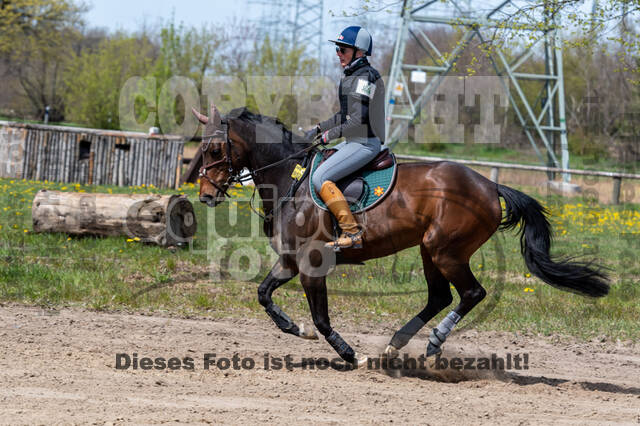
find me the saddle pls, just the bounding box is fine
[317,147,394,204]
[320,147,394,171]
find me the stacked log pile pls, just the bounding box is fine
[1,121,184,188]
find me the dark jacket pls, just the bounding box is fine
[318,57,386,143]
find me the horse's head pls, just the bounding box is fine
[192,103,248,207]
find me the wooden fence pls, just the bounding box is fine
[0,121,184,188]
[395,154,640,205]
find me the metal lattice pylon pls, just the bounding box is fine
[248,0,324,67]
[385,0,571,181]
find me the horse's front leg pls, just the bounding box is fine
[300,273,366,366]
[258,257,317,339]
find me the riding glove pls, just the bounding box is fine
[304,125,320,142]
[320,131,330,145]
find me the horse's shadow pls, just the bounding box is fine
[307,348,640,398]
[506,374,640,396]
[373,357,640,397]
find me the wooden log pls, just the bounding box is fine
[166,141,173,188]
[181,148,202,184]
[70,134,77,183]
[88,151,95,185]
[175,151,182,190]
[152,139,159,186]
[118,142,124,186]
[46,130,53,181]
[136,138,142,186]
[61,132,67,183]
[32,190,197,247]
[160,139,168,188]
[142,139,149,185]
[139,139,144,186]
[93,136,101,185]
[490,167,499,183]
[123,138,130,186]
[612,176,622,205]
[52,130,59,181]
[35,130,42,180]
[107,138,115,184]
[23,129,32,180]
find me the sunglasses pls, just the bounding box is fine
[335,46,348,54]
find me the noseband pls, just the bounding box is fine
[198,118,238,197]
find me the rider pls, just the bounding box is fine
[306,25,386,250]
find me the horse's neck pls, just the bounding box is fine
[252,159,298,212]
[237,117,310,211]
[249,142,313,217]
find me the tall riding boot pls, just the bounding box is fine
[319,181,363,250]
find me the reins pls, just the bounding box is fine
[198,118,323,221]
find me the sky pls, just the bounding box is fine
[85,0,391,38]
[84,0,398,68]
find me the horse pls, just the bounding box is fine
[191,103,609,365]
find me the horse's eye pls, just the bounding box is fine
[211,149,221,155]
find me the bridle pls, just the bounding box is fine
[198,116,323,219]
[198,118,243,198]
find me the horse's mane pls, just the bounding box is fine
[227,107,309,156]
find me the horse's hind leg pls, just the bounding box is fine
[425,256,486,356]
[258,256,318,340]
[385,245,453,356]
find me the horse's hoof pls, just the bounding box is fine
[353,352,369,369]
[426,342,442,357]
[298,323,319,340]
[383,344,399,359]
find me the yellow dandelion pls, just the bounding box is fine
[23,229,28,233]
[341,273,347,278]
[133,237,141,241]
[525,273,531,278]
[524,287,534,293]
[126,238,134,242]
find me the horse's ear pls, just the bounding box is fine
[210,103,222,127]
[191,107,208,124]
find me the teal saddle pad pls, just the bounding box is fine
[309,149,398,213]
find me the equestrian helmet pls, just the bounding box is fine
[328,26,373,56]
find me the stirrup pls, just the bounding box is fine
[325,229,363,251]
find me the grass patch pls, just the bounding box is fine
[1,177,639,341]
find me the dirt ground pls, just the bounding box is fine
[1,304,639,425]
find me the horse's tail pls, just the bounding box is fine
[497,184,609,297]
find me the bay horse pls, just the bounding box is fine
[192,103,609,365]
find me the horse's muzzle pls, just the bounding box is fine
[199,193,224,207]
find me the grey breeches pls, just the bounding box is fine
[312,137,382,193]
